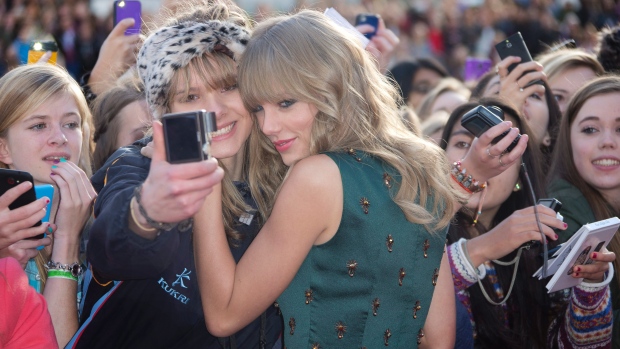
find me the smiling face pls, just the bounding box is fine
[253,99,317,166]
[570,92,620,203]
[445,114,521,221]
[0,92,82,185]
[169,66,253,165]
[549,66,598,115]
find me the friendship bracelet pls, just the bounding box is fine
[130,196,157,232]
[133,185,177,232]
[47,269,78,282]
[451,160,487,194]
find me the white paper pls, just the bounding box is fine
[531,217,620,293]
[324,7,370,48]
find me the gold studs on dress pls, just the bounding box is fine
[384,329,392,346]
[305,289,313,304]
[432,268,439,286]
[398,268,406,286]
[372,298,380,316]
[360,197,370,214]
[413,300,421,319]
[289,318,296,335]
[347,260,358,277]
[335,321,347,339]
[383,172,392,189]
[423,239,430,258]
[346,148,362,162]
[274,301,281,316]
[417,328,425,345]
[312,343,321,349]
[386,234,394,252]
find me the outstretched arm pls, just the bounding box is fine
[193,155,342,336]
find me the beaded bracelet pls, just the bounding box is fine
[450,160,487,194]
[44,259,85,277]
[47,269,78,282]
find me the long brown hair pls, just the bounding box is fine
[549,75,620,290]
[240,10,465,231]
[143,0,284,241]
[92,70,147,171]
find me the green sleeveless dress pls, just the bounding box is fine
[278,150,447,348]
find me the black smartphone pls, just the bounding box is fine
[495,32,543,87]
[355,13,379,39]
[162,110,217,164]
[0,169,43,239]
[460,105,521,152]
[113,0,141,35]
[537,198,562,212]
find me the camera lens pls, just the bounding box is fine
[7,178,15,185]
[506,42,512,48]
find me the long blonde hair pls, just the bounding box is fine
[0,63,93,290]
[549,75,620,290]
[240,10,465,231]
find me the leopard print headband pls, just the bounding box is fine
[137,20,250,118]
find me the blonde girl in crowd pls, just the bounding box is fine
[0,63,96,348]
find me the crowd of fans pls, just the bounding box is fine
[1,0,620,348]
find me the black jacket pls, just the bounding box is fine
[67,138,282,349]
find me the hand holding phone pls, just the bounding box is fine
[114,0,141,35]
[464,57,492,81]
[461,105,521,153]
[495,32,543,87]
[355,13,379,39]
[162,110,217,164]
[0,170,51,249]
[27,41,58,64]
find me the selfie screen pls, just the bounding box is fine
[164,115,202,163]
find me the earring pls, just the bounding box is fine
[513,183,521,192]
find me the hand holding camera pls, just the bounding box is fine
[457,105,528,186]
[135,120,224,234]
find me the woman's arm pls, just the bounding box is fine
[419,252,456,349]
[194,155,342,336]
[45,160,96,348]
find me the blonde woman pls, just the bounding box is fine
[194,10,527,348]
[536,47,604,114]
[0,63,96,348]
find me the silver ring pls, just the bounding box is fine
[486,147,498,158]
[519,87,524,92]
[499,155,506,167]
[495,66,499,75]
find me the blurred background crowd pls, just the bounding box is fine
[1,0,618,79]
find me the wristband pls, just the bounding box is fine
[133,184,193,232]
[130,196,157,232]
[133,184,177,231]
[47,269,78,282]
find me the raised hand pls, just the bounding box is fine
[358,17,399,73]
[135,122,224,227]
[467,205,565,266]
[88,18,141,95]
[496,56,546,111]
